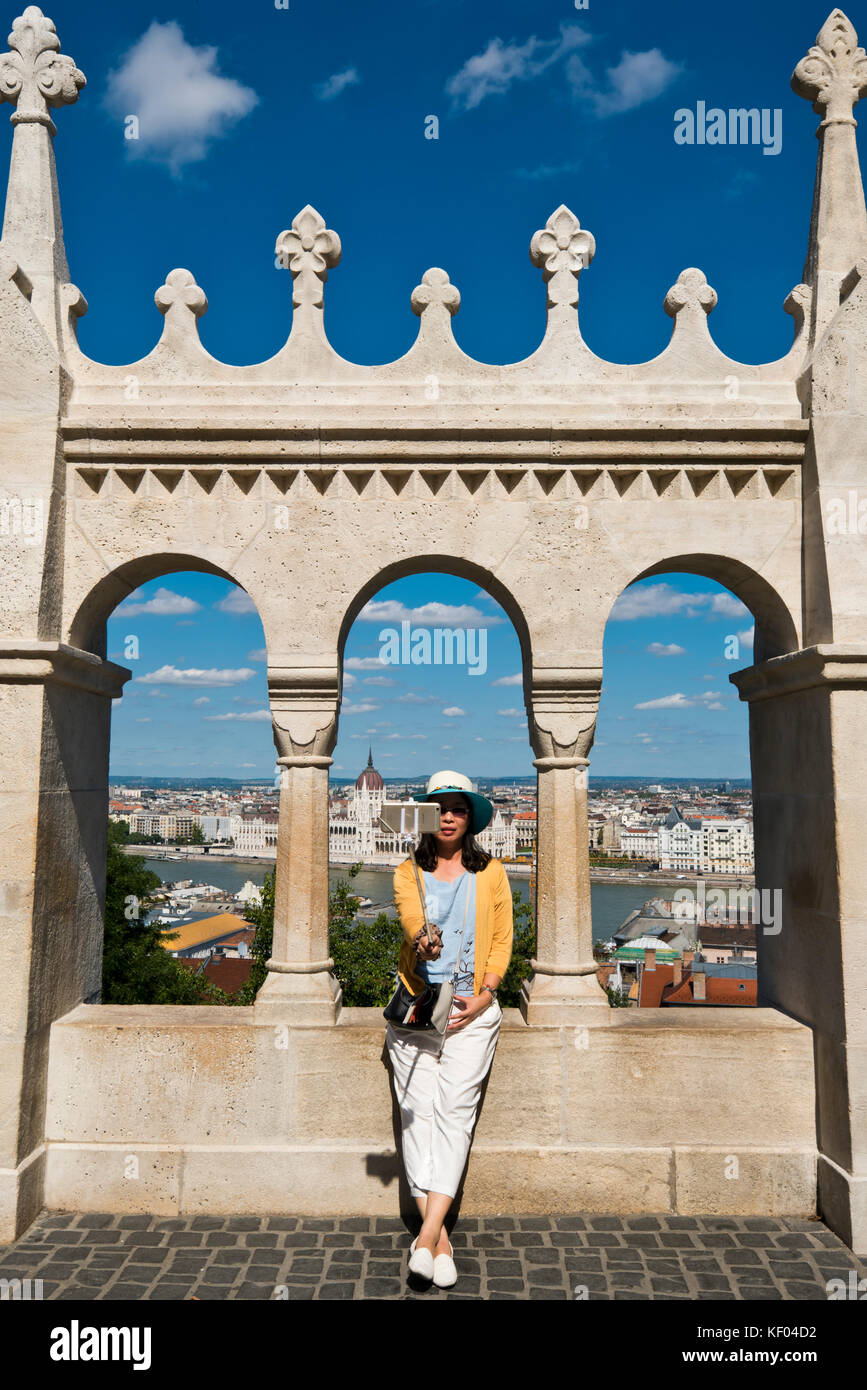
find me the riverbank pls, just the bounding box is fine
[120,845,753,891]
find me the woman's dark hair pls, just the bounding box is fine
[414,795,492,872]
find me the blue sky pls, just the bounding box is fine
[108,572,755,779]
[12,0,847,778]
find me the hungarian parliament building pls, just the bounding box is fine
[328,750,524,865]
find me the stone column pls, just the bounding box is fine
[521,668,609,1024]
[731,646,867,1255]
[0,642,130,1242]
[253,667,342,1024]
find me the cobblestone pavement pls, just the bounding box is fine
[1,1212,865,1300]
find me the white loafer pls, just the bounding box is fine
[433,1239,457,1288]
[408,1237,435,1280]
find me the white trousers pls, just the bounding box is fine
[386,998,502,1200]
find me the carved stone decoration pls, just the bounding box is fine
[411,266,460,318]
[0,245,31,297]
[530,204,595,311]
[155,268,207,320]
[268,668,340,763]
[664,267,718,320]
[0,6,85,131]
[528,669,602,762]
[792,9,867,125]
[275,205,341,312]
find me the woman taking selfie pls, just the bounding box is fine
[386,771,513,1289]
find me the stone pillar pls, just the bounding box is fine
[253,667,342,1024]
[0,642,130,1242]
[521,668,609,1024]
[732,646,867,1255]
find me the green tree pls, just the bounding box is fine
[102,825,232,1005]
[236,870,274,1005]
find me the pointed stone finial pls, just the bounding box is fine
[0,6,85,133]
[530,205,595,314]
[153,269,207,352]
[664,268,718,319]
[792,11,867,345]
[155,268,207,320]
[792,9,867,125]
[411,267,460,318]
[275,205,341,312]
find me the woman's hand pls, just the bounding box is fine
[447,991,492,1032]
[414,926,442,962]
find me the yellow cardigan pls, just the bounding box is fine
[393,856,514,996]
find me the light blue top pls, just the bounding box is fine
[417,869,476,995]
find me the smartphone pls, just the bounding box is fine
[377,800,441,837]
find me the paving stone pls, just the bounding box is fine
[523,1247,560,1264]
[694,1273,734,1291]
[650,1277,690,1294]
[2,1211,857,1302]
[364,1278,403,1296]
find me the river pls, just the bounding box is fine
[132,856,659,944]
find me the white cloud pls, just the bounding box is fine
[611,583,750,622]
[114,586,200,618]
[193,697,210,706]
[710,593,749,618]
[203,710,271,721]
[104,21,258,173]
[738,627,755,646]
[248,648,267,662]
[634,690,727,710]
[567,47,681,116]
[314,67,360,101]
[342,701,381,715]
[491,673,523,685]
[446,24,590,111]
[135,717,152,723]
[442,707,466,717]
[646,642,686,656]
[345,656,389,669]
[214,589,257,615]
[497,708,524,717]
[363,676,399,686]
[136,665,256,686]
[357,599,504,627]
